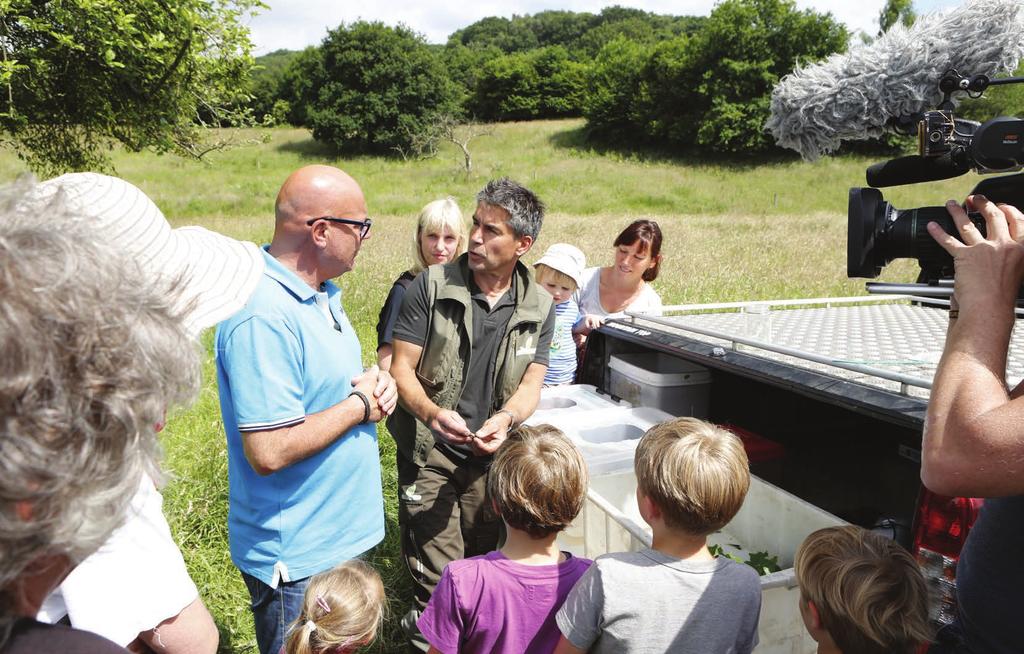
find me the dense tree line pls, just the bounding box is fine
[251,2,852,156]
[6,0,1018,173]
[245,0,1024,157]
[252,7,706,131]
[584,0,848,153]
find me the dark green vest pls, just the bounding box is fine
[388,255,552,467]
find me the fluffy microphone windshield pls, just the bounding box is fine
[766,0,1024,161]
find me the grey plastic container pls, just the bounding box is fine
[608,352,711,418]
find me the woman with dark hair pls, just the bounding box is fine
[575,219,663,338]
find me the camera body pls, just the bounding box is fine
[847,70,1024,285]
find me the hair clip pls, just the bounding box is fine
[316,594,332,614]
[304,619,317,633]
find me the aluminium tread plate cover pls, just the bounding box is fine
[627,301,1024,401]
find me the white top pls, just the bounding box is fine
[577,266,663,321]
[37,476,199,646]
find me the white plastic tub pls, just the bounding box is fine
[560,470,847,654]
[609,352,711,417]
[535,405,674,476]
[527,384,630,422]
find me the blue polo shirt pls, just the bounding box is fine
[215,246,384,587]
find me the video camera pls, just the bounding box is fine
[847,69,1024,292]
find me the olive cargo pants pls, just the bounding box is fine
[397,444,501,648]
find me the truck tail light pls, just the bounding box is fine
[912,490,982,625]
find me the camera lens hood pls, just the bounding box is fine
[848,187,884,278]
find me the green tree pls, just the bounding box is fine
[526,10,595,49]
[441,43,504,109]
[275,46,323,127]
[588,0,847,154]
[0,0,262,174]
[448,16,539,53]
[684,0,846,152]
[248,49,301,123]
[576,14,704,58]
[308,22,459,154]
[878,0,916,35]
[471,51,540,120]
[583,37,656,141]
[471,46,588,121]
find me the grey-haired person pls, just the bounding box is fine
[388,178,556,649]
[16,173,265,654]
[0,176,219,653]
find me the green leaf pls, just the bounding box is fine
[1,0,264,174]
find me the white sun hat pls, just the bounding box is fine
[534,242,586,289]
[29,172,264,336]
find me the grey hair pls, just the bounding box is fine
[0,176,200,644]
[476,178,545,241]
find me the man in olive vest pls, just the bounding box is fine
[389,178,555,649]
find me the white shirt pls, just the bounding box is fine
[37,476,199,646]
[577,266,662,321]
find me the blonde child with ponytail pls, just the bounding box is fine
[281,560,385,654]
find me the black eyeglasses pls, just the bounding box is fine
[306,216,373,240]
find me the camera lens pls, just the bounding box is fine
[848,187,985,279]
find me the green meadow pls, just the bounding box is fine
[0,119,972,652]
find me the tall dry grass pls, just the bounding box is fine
[0,120,944,651]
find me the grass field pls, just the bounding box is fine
[0,119,974,652]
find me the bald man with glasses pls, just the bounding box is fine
[215,165,396,654]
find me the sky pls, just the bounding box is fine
[247,0,963,55]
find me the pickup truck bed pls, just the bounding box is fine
[580,296,1024,542]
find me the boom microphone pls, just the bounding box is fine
[865,154,971,187]
[766,0,1024,161]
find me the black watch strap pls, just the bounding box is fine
[350,390,371,424]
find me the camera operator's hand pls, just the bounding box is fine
[923,195,1024,497]
[927,195,1024,319]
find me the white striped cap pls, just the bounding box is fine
[32,173,264,335]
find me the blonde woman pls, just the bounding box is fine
[376,197,466,371]
[281,560,385,654]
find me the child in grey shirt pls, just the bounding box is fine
[554,418,762,654]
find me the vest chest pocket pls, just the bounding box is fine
[514,331,537,361]
[415,369,442,392]
[416,310,461,391]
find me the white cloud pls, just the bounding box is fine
[248,0,963,55]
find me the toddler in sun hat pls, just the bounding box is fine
[534,243,586,386]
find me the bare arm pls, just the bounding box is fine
[922,196,1024,496]
[133,597,218,654]
[390,338,474,444]
[377,343,393,372]
[243,367,393,476]
[472,361,547,455]
[573,314,603,337]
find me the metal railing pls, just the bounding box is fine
[622,296,944,396]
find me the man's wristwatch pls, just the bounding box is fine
[495,408,517,430]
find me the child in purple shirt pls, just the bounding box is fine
[418,425,592,654]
